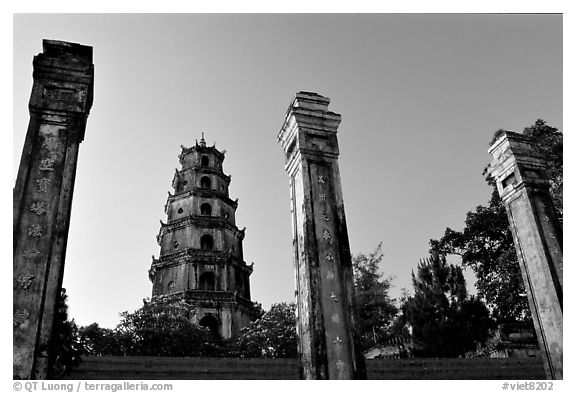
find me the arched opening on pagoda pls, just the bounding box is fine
[200,203,212,216]
[199,272,216,291]
[200,176,211,189]
[200,234,214,250]
[199,314,220,337]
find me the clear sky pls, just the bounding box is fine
[12,14,562,329]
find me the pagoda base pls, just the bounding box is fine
[152,290,261,339]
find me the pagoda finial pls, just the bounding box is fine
[199,132,206,147]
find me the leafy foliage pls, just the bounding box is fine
[521,119,563,217]
[236,302,298,358]
[115,297,207,356]
[80,297,228,357]
[387,288,413,341]
[235,245,401,357]
[78,323,124,356]
[51,289,84,378]
[402,253,494,357]
[352,243,399,350]
[430,190,529,322]
[431,120,562,323]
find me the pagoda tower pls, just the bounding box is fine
[149,134,260,339]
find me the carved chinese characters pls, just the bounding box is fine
[30,202,47,215]
[14,310,30,328]
[43,87,75,103]
[41,85,89,113]
[39,128,61,171]
[27,225,43,237]
[314,165,349,379]
[20,128,62,253]
[36,178,52,193]
[14,129,63,335]
[39,158,55,171]
[278,91,365,379]
[22,249,41,259]
[16,273,35,290]
[13,40,94,380]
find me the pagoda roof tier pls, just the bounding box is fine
[150,249,254,273]
[171,166,231,189]
[151,290,260,314]
[164,189,238,213]
[153,290,260,316]
[185,290,260,313]
[179,143,225,164]
[157,215,245,241]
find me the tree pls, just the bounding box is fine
[521,119,563,217]
[431,120,562,323]
[402,252,494,357]
[78,323,125,356]
[388,288,414,341]
[80,297,226,357]
[116,297,221,356]
[235,244,400,357]
[352,243,398,350]
[430,190,529,323]
[51,289,84,377]
[237,302,297,358]
[235,244,399,357]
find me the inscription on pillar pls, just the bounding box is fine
[16,273,35,290]
[43,87,76,103]
[13,40,93,380]
[278,91,365,379]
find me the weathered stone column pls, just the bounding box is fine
[278,92,366,379]
[13,40,94,379]
[488,131,562,379]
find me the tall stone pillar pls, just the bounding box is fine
[278,92,366,379]
[13,40,94,379]
[488,131,562,379]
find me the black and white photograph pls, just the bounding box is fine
[10,6,565,386]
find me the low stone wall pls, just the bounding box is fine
[63,356,546,380]
[366,357,546,380]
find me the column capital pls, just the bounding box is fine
[29,40,94,142]
[488,131,549,202]
[278,92,342,177]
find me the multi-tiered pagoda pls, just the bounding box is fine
[148,135,260,339]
